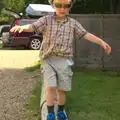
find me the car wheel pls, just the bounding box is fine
[29,38,41,50]
[0,40,4,48]
[2,32,9,44]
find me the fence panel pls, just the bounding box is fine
[71,14,120,70]
[71,15,103,68]
[103,37,120,69]
[102,15,120,69]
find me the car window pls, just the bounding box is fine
[19,20,35,26]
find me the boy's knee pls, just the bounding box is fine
[46,87,56,93]
[58,89,64,92]
[57,89,65,94]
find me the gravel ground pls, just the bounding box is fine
[0,49,40,120]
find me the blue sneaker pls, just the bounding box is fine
[47,113,56,120]
[57,111,67,120]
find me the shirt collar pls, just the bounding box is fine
[52,13,69,24]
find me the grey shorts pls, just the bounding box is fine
[41,56,73,91]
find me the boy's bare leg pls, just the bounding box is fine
[57,89,66,105]
[46,87,57,120]
[46,87,57,106]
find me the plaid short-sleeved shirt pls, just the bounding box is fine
[32,15,87,60]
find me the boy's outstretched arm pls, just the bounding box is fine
[84,33,111,55]
[10,24,34,33]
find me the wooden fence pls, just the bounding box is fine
[70,14,120,70]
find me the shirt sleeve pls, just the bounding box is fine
[74,20,87,39]
[32,16,47,34]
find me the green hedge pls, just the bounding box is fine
[0,16,9,24]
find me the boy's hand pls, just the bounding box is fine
[101,41,111,55]
[10,24,33,33]
[10,25,24,33]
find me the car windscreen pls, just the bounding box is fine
[19,20,35,26]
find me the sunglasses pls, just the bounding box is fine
[54,3,71,8]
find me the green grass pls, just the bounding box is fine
[22,68,120,120]
[66,69,120,120]
[24,61,40,72]
[21,78,42,120]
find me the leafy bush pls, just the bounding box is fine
[0,16,9,24]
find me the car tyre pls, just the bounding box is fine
[0,40,4,48]
[28,38,41,50]
[2,32,9,44]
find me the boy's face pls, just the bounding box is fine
[52,0,71,17]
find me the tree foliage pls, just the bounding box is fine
[3,0,118,14]
[3,0,48,14]
[4,0,25,13]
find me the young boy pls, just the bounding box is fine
[10,0,111,120]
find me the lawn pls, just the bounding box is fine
[66,69,120,120]
[22,67,120,120]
